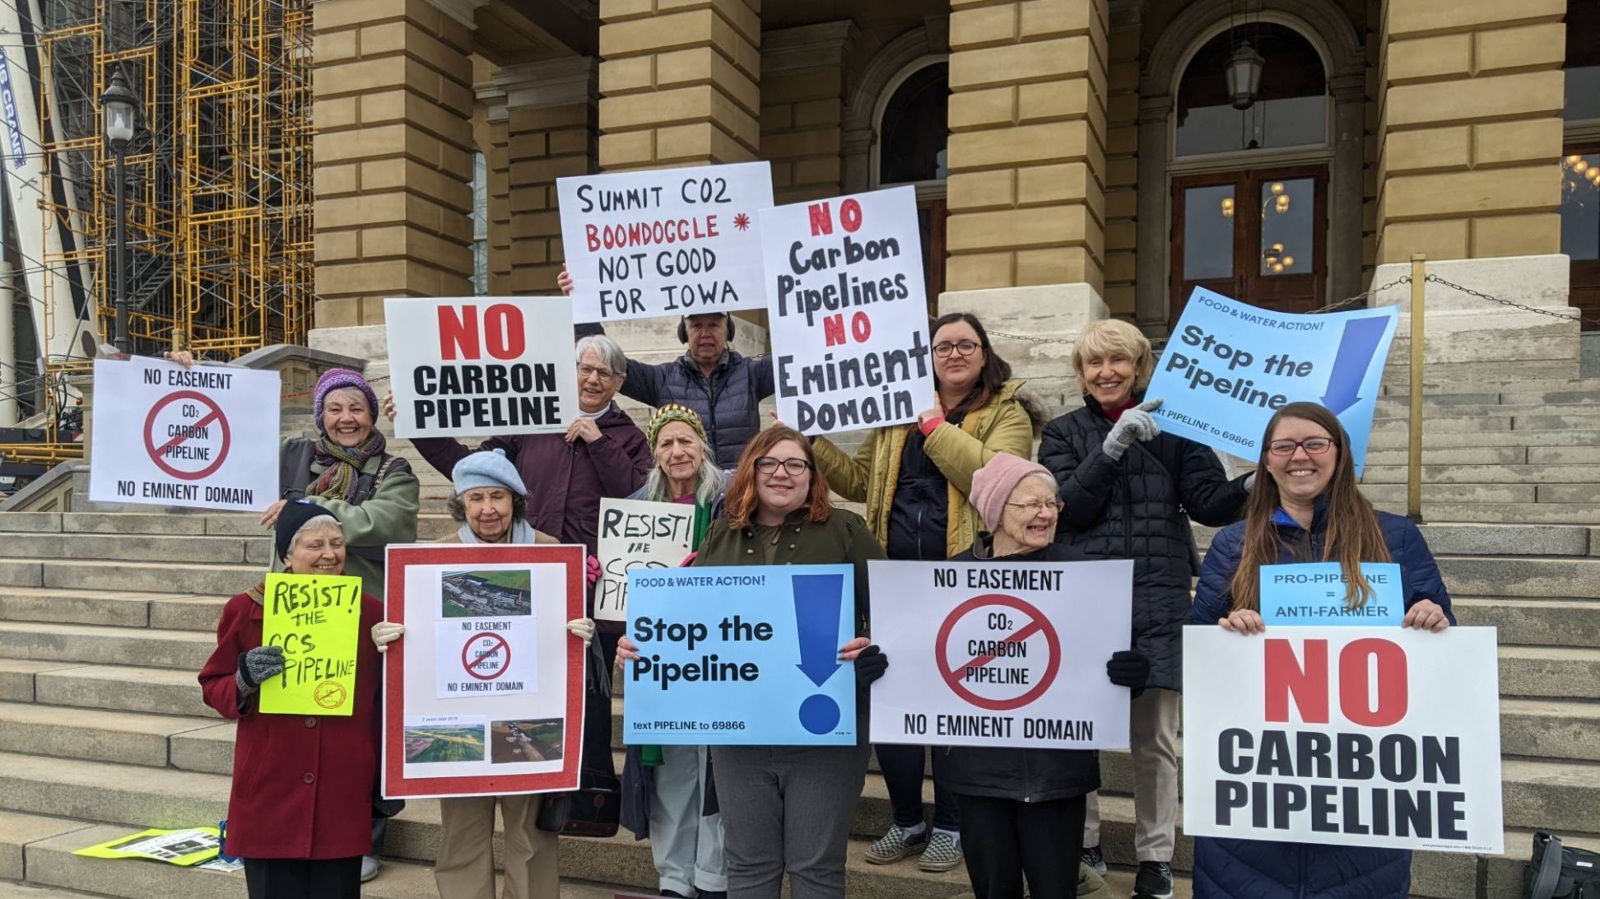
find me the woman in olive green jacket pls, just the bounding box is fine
[810,312,1039,872]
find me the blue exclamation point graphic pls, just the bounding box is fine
[792,573,844,735]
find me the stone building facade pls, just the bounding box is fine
[308,0,1598,391]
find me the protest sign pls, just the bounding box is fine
[258,573,363,715]
[868,559,1133,749]
[1144,288,1398,472]
[762,186,934,436]
[595,497,698,623]
[624,564,858,745]
[557,162,773,321]
[1260,562,1404,627]
[384,297,579,439]
[383,543,586,798]
[1183,626,1503,854]
[73,827,222,866]
[87,357,278,511]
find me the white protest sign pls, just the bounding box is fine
[868,559,1134,749]
[595,498,697,623]
[88,357,278,511]
[385,297,579,439]
[557,162,773,321]
[763,186,934,436]
[1183,626,1503,854]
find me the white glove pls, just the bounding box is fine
[567,617,595,646]
[372,621,405,652]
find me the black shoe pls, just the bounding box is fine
[1081,844,1106,875]
[697,893,727,899]
[1133,861,1174,899]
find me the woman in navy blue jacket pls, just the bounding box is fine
[1189,402,1454,899]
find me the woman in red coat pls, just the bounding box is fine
[198,500,385,899]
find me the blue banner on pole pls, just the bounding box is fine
[623,564,858,746]
[1258,562,1405,626]
[1146,288,1398,473]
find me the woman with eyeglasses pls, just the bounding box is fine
[1036,318,1249,898]
[620,425,888,898]
[811,312,1039,874]
[1187,402,1452,899]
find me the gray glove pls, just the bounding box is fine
[236,644,285,695]
[1101,399,1163,461]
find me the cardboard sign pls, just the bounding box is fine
[384,297,580,439]
[383,543,586,799]
[73,827,223,866]
[557,162,774,321]
[1259,562,1405,626]
[1183,626,1504,854]
[868,559,1134,749]
[1145,288,1398,473]
[257,573,363,716]
[623,565,858,746]
[595,498,698,623]
[87,358,279,511]
[762,186,934,436]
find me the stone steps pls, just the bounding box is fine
[1435,556,1600,598]
[1366,427,1600,448]
[1361,464,1600,485]
[0,623,215,672]
[1453,597,1600,646]
[0,588,221,630]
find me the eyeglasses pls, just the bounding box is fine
[577,364,615,381]
[755,457,812,476]
[932,340,981,358]
[1005,499,1064,514]
[1267,438,1335,456]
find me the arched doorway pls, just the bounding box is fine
[875,58,949,315]
[1168,23,1330,327]
[1135,0,1364,337]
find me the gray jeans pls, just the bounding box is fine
[710,743,871,899]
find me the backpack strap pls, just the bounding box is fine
[1529,832,1565,899]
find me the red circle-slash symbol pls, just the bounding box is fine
[462,632,512,681]
[935,594,1061,712]
[143,390,231,480]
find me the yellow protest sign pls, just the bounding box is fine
[258,573,363,716]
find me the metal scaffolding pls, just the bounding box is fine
[37,0,315,360]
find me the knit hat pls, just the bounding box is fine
[275,499,341,562]
[451,448,527,497]
[313,369,380,434]
[970,453,1056,532]
[646,403,707,448]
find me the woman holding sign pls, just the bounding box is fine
[621,405,732,899]
[198,501,385,899]
[1037,318,1249,898]
[949,453,1147,899]
[810,312,1038,873]
[1188,401,1454,898]
[621,425,888,899]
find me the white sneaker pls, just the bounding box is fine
[360,855,380,882]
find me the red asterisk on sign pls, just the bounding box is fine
[733,212,751,231]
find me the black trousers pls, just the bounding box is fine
[956,793,1086,899]
[242,856,361,899]
[878,743,960,831]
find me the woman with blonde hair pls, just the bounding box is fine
[1037,317,1250,899]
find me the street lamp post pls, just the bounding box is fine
[100,69,137,354]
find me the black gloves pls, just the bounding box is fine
[854,645,888,686]
[1106,650,1149,697]
[236,644,286,695]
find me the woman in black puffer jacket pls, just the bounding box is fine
[1036,319,1249,894]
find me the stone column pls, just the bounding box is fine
[941,0,1112,405]
[1101,1,1140,320]
[1373,0,1578,384]
[498,59,598,295]
[312,0,481,327]
[596,0,761,171]
[761,21,855,204]
[476,77,513,296]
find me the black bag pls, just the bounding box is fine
[1526,832,1600,899]
[535,638,620,838]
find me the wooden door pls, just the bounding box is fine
[1170,166,1328,329]
[917,196,949,319]
[1563,143,1600,332]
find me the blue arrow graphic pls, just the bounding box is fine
[1319,316,1389,415]
[793,573,845,688]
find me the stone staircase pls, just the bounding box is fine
[0,508,1593,897]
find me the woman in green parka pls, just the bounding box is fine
[810,312,1039,873]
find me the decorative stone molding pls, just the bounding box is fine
[764,20,856,75]
[494,58,597,112]
[422,0,488,30]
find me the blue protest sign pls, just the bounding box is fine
[1146,288,1398,473]
[623,564,858,745]
[1258,562,1404,626]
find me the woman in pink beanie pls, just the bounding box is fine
[945,452,1148,899]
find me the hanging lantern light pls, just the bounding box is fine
[1221,197,1235,217]
[1226,40,1265,110]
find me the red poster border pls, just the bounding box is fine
[381,543,586,798]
